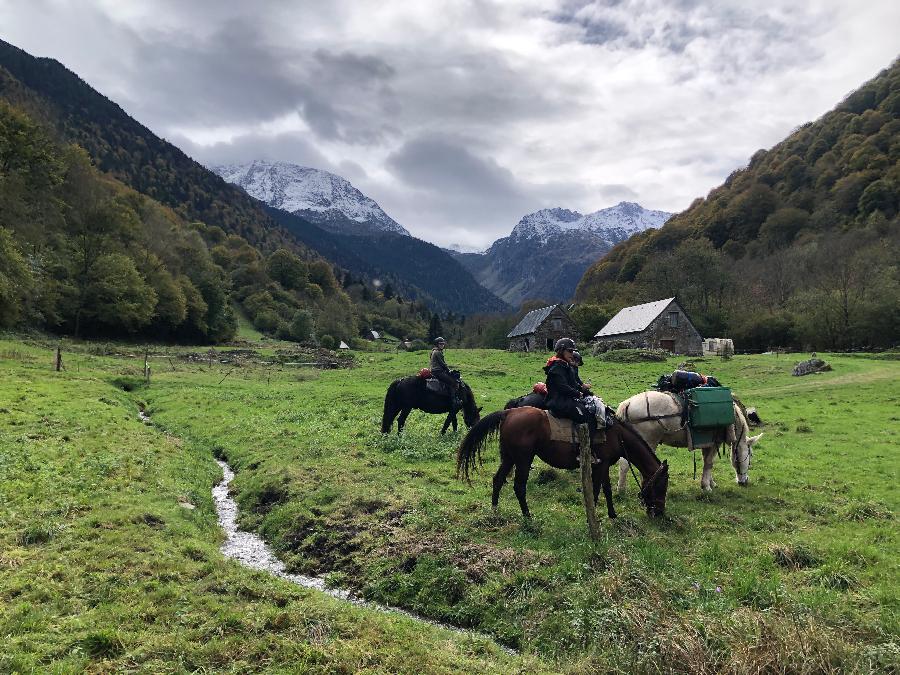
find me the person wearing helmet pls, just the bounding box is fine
[544,338,596,442]
[430,337,459,413]
[571,350,589,391]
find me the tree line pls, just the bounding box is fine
[0,102,433,345]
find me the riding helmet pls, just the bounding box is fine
[434,336,446,346]
[554,337,576,354]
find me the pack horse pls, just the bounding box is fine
[616,390,762,492]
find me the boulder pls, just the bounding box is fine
[792,358,832,376]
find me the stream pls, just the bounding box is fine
[212,459,516,653]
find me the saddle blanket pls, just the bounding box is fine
[425,378,461,403]
[544,411,608,444]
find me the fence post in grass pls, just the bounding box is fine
[144,350,150,383]
[55,344,62,372]
[579,424,601,541]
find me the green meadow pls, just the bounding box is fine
[1,337,897,673]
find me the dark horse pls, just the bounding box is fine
[382,377,482,434]
[457,406,669,519]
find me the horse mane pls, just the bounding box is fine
[616,416,663,466]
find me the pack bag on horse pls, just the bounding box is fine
[504,382,547,410]
[616,372,762,492]
[381,338,481,434]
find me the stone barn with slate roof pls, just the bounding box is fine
[507,304,576,352]
[593,297,702,355]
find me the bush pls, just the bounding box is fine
[319,334,336,350]
[598,349,668,363]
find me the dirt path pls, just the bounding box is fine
[746,364,900,397]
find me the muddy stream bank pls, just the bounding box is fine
[212,459,515,652]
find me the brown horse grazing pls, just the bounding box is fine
[457,407,669,520]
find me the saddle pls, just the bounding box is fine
[425,373,464,406]
[544,400,610,446]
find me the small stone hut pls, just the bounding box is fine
[593,297,702,355]
[507,304,577,352]
[702,337,734,356]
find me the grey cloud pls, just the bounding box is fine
[130,19,308,127]
[387,135,524,200]
[173,131,336,172]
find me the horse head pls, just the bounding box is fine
[460,383,482,428]
[731,406,763,486]
[639,459,669,518]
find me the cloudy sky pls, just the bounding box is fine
[1,1,898,248]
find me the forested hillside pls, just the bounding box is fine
[0,102,364,342]
[0,40,439,344]
[576,60,900,351]
[0,39,301,254]
[265,206,509,314]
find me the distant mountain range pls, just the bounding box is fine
[213,160,508,313]
[212,161,410,236]
[451,203,671,306]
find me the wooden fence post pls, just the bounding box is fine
[55,344,62,372]
[579,424,601,541]
[144,350,150,383]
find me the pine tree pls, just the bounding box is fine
[427,313,444,343]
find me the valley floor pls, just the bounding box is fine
[1,338,897,672]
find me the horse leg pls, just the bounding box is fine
[512,455,534,519]
[701,447,716,491]
[617,458,629,493]
[491,453,515,511]
[596,460,616,519]
[441,413,452,435]
[397,408,411,434]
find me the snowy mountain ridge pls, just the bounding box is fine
[509,202,671,245]
[211,160,410,236]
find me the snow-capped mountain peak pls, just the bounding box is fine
[211,160,410,236]
[509,202,670,244]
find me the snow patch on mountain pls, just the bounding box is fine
[509,202,670,245]
[212,160,409,236]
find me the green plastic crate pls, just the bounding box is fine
[685,386,734,428]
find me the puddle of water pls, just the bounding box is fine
[213,459,516,653]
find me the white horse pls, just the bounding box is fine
[615,391,762,492]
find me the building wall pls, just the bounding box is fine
[593,301,702,355]
[508,307,577,352]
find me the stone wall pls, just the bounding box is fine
[508,306,577,352]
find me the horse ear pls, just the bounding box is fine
[477,406,483,413]
[749,433,763,447]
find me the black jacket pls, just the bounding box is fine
[543,358,585,421]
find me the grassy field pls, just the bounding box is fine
[1,337,897,673]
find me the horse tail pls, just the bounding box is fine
[456,410,505,482]
[381,379,401,433]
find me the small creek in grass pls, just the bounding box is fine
[212,458,516,653]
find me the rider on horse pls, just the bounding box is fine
[544,338,598,441]
[430,337,460,417]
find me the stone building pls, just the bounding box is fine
[593,297,702,355]
[507,304,577,352]
[702,337,734,356]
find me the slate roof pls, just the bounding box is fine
[507,304,558,338]
[594,297,675,337]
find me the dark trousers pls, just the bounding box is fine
[433,371,459,412]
